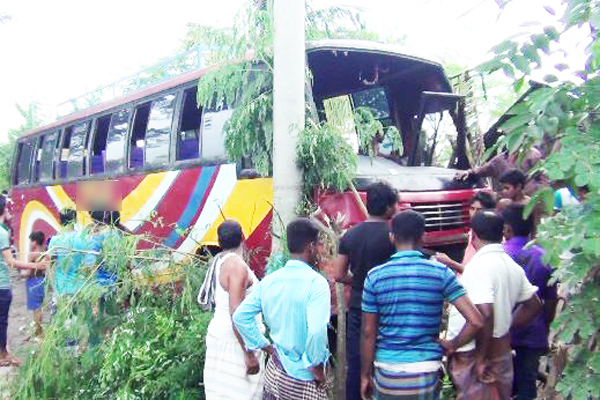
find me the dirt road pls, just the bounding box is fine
[0,269,39,396]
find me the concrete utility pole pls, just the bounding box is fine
[272,0,305,234]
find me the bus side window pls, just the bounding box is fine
[14,139,35,185]
[58,127,73,178]
[129,102,151,168]
[106,108,130,174]
[39,130,58,183]
[176,88,201,161]
[90,114,111,175]
[32,135,45,183]
[66,121,90,179]
[201,108,233,160]
[145,93,177,168]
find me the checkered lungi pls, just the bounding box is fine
[262,353,328,400]
[449,350,513,400]
[373,366,442,400]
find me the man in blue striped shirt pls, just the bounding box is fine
[361,210,484,400]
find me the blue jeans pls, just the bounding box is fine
[346,308,362,400]
[0,289,12,353]
[513,346,545,400]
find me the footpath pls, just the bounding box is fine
[0,269,37,398]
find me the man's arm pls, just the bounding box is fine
[303,278,331,385]
[440,295,483,353]
[360,312,378,400]
[2,249,46,271]
[232,283,270,351]
[226,258,260,375]
[434,252,464,274]
[473,303,494,383]
[511,295,542,330]
[333,254,352,284]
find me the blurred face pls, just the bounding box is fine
[501,183,520,200]
[469,200,484,219]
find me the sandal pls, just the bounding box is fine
[0,354,21,367]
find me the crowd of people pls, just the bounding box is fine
[0,198,124,366]
[202,165,574,400]
[0,157,578,400]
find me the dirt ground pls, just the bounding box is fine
[0,269,44,397]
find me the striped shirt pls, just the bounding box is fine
[362,250,466,364]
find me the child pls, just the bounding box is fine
[27,231,48,338]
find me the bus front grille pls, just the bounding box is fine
[411,201,468,232]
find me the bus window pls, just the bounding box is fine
[323,95,359,153]
[58,126,73,178]
[129,102,151,168]
[14,139,35,185]
[105,108,130,174]
[176,88,201,161]
[90,114,111,175]
[66,121,90,179]
[32,135,44,182]
[201,108,233,159]
[145,93,176,167]
[39,130,58,182]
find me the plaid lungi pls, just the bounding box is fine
[262,354,328,400]
[373,366,442,400]
[449,350,513,400]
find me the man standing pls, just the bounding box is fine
[334,181,397,400]
[0,196,46,366]
[447,211,542,399]
[502,204,558,400]
[361,210,484,400]
[233,218,330,400]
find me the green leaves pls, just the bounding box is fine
[296,117,358,196]
[478,2,600,397]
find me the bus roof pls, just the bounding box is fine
[20,39,446,139]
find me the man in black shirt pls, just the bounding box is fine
[334,181,397,400]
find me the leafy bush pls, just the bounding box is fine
[478,1,600,398]
[14,229,212,400]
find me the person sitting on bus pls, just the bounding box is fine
[0,195,47,366]
[26,231,49,338]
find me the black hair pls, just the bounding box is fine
[501,204,533,237]
[470,191,496,209]
[217,220,244,250]
[29,231,45,246]
[499,168,526,187]
[59,208,77,226]
[391,210,425,244]
[286,218,320,254]
[366,181,397,217]
[0,195,6,216]
[471,210,504,243]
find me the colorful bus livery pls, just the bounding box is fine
[10,39,483,272]
[10,165,274,274]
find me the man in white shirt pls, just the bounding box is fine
[446,211,542,400]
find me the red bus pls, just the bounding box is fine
[10,40,483,275]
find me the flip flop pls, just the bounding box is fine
[0,355,21,367]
